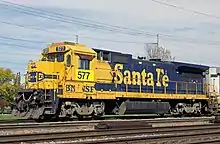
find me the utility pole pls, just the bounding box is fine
[156,34,159,48]
[76,35,79,44]
[17,72,20,88]
[145,34,159,47]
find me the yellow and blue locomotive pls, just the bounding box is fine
[12,41,219,120]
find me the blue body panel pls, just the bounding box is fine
[93,48,209,95]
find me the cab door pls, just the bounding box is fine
[63,53,76,98]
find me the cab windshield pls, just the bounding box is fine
[41,53,64,62]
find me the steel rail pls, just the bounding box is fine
[188,139,220,144]
[89,132,220,144]
[0,116,213,130]
[0,123,97,131]
[0,115,214,124]
[0,119,34,124]
[0,123,220,143]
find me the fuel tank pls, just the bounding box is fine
[118,101,170,115]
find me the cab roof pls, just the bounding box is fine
[42,42,96,56]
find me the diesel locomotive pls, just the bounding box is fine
[11,41,220,120]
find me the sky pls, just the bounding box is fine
[1,0,220,80]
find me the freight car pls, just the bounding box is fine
[11,42,220,120]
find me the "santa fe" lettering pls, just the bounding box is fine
[113,64,169,87]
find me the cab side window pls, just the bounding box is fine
[57,53,64,62]
[48,54,55,62]
[79,59,90,70]
[66,54,71,67]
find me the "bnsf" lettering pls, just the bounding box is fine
[66,84,75,92]
[66,85,95,93]
[82,86,94,93]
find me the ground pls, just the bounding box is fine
[0,114,23,120]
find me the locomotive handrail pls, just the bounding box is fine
[22,71,218,99]
[115,77,216,98]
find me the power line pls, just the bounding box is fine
[0,34,146,45]
[0,17,220,46]
[1,33,219,50]
[0,0,151,34]
[0,36,48,43]
[0,20,77,37]
[0,51,38,56]
[0,22,220,46]
[0,36,219,58]
[151,0,220,19]
[0,60,25,65]
[0,37,147,58]
[0,22,148,44]
[0,42,40,50]
[160,36,220,45]
[0,2,150,37]
[0,0,156,37]
[0,1,195,39]
[2,32,220,47]
[1,0,220,45]
[0,37,145,57]
[80,36,146,44]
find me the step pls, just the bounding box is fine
[44,106,53,109]
[44,100,52,103]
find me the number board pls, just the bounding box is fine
[76,69,94,81]
[56,46,66,52]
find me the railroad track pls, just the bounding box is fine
[0,116,214,131]
[1,123,220,144]
[0,114,214,124]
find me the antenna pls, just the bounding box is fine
[76,35,79,44]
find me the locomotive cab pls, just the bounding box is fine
[12,42,98,119]
[26,47,65,90]
[26,42,96,92]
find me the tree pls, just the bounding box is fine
[145,43,175,61]
[0,68,18,103]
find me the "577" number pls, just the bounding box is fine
[77,71,90,80]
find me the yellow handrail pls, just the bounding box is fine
[117,77,217,97]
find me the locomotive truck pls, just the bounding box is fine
[11,41,220,121]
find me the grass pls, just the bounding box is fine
[0,114,23,120]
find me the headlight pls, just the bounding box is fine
[31,62,37,68]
